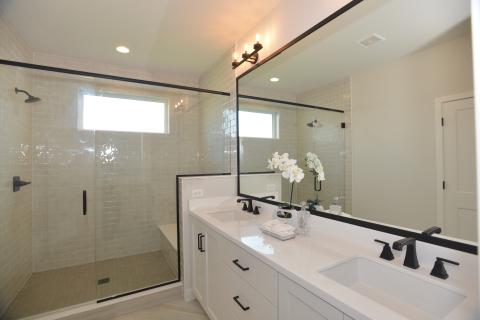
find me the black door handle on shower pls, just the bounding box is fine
[83,190,87,215]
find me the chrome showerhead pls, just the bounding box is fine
[307,119,320,128]
[15,87,41,103]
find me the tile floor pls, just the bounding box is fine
[3,251,176,320]
[109,299,209,320]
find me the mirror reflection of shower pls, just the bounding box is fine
[14,87,41,103]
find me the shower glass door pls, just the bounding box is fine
[0,66,99,319]
[91,81,185,300]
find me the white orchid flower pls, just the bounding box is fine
[305,152,326,181]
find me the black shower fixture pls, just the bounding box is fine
[15,87,41,103]
[307,119,320,128]
[232,34,263,69]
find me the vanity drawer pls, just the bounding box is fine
[221,258,277,320]
[221,238,278,305]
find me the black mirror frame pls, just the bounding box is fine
[235,0,477,255]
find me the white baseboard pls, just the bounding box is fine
[183,288,195,302]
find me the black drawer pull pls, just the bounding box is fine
[199,234,205,252]
[232,259,250,271]
[233,296,250,311]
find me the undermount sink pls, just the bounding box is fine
[320,257,466,320]
[207,210,253,222]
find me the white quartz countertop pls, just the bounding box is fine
[188,197,478,320]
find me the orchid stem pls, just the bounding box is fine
[289,182,295,208]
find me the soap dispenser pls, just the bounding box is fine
[297,202,310,236]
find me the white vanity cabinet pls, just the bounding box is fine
[191,217,276,320]
[279,274,352,320]
[191,219,207,306]
[191,217,355,320]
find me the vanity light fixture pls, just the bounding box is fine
[269,77,280,82]
[232,34,263,69]
[116,46,130,54]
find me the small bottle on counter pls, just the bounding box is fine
[297,202,310,236]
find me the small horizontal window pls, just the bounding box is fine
[239,109,278,139]
[81,94,168,134]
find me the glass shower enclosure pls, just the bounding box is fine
[0,62,230,319]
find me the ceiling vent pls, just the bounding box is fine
[358,33,386,48]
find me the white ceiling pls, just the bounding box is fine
[240,0,471,95]
[0,0,281,78]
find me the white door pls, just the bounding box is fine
[442,97,477,241]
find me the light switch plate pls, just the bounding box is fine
[192,189,204,198]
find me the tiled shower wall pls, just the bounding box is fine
[0,20,33,316]
[296,79,352,212]
[30,72,221,271]
[199,50,236,174]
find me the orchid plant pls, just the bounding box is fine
[305,152,325,181]
[267,152,304,208]
[305,152,325,203]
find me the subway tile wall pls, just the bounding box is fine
[199,49,236,174]
[0,20,33,316]
[296,79,352,212]
[30,72,228,272]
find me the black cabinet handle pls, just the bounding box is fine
[232,259,250,271]
[199,234,205,252]
[233,296,250,311]
[83,190,87,215]
[197,233,201,251]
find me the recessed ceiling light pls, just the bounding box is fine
[270,77,280,82]
[116,46,130,54]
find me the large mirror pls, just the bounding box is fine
[238,0,476,245]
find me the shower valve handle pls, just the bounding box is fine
[13,176,31,192]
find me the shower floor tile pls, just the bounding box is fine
[3,250,176,320]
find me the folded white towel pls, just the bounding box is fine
[261,219,284,232]
[261,219,295,237]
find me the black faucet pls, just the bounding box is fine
[422,226,442,236]
[237,198,253,213]
[260,195,275,200]
[392,237,419,269]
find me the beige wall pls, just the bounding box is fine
[0,19,33,316]
[351,33,474,230]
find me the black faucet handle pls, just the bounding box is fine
[242,202,248,211]
[431,257,459,279]
[437,257,459,266]
[374,239,395,261]
[253,206,261,215]
[422,226,442,236]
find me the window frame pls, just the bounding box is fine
[78,90,170,134]
[238,108,279,139]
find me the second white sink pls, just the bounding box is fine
[320,257,465,320]
[207,210,253,222]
